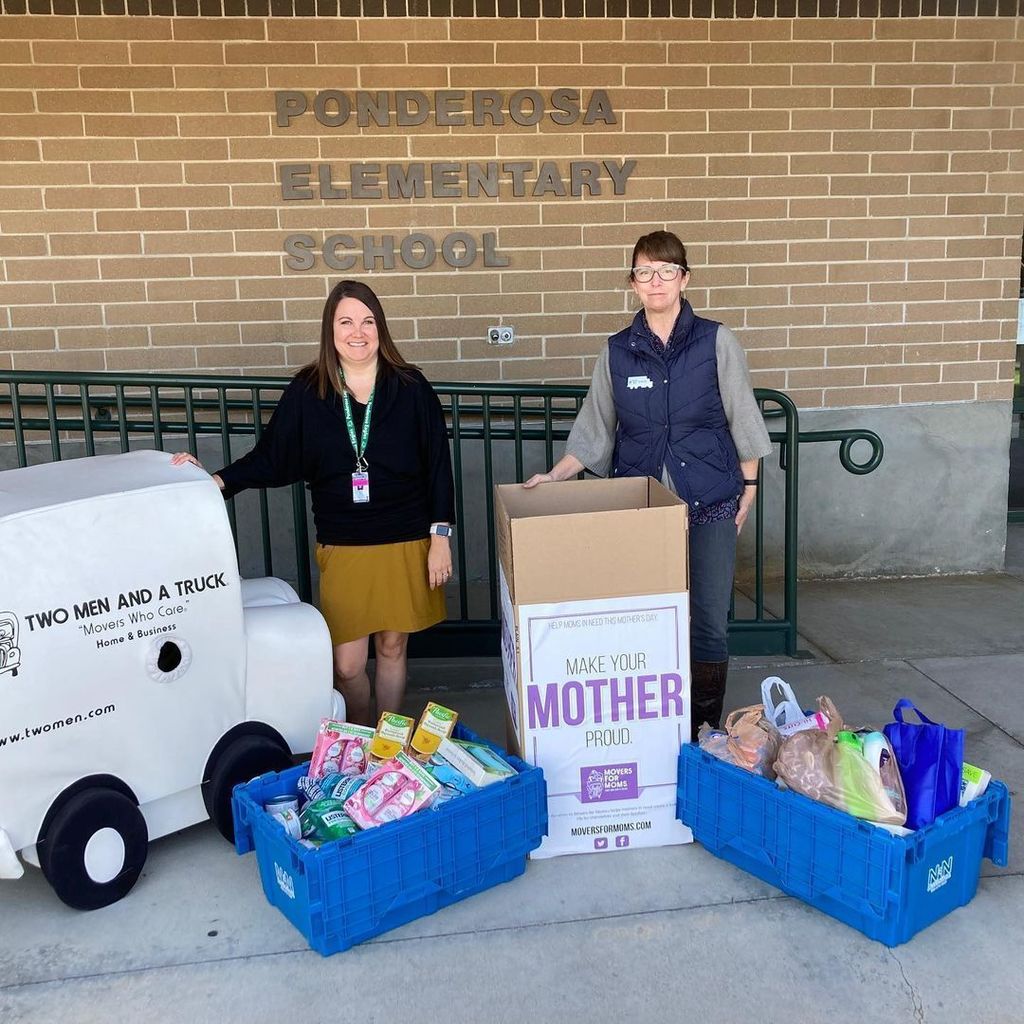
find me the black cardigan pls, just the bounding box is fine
[217,368,456,546]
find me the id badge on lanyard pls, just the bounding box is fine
[341,374,374,505]
[352,464,370,504]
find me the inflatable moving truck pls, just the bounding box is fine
[0,450,336,909]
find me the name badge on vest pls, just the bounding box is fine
[627,375,654,390]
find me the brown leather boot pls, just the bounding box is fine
[690,659,729,742]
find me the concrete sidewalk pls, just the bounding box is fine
[2,529,1022,1024]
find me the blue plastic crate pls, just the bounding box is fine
[676,744,1011,946]
[232,724,547,955]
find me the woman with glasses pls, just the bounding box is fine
[524,230,772,739]
[173,280,455,726]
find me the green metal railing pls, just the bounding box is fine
[0,370,883,657]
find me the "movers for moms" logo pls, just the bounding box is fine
[580,763,639,804]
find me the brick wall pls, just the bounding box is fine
[1,14,1021,408]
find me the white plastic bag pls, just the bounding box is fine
[760,677,805,729]
[760,676,829,737]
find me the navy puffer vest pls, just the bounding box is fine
[609,302,743,512]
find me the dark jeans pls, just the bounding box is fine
[689,517,736,663]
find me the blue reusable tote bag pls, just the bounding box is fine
[883,699,964,829]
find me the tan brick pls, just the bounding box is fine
[91,163,185,186]
[10,301,105,328]
[708,64,789,88]
[713,19,792,40]
[175,18,267,41]
[0,282,54,306]
[748,347,824,371]
[830,175,909,197]
[825,303,904,326]
[585,42,667,64]
[900,382,976,403]
[976,382,1013,401]
[13,349,104,372]
[194,255,284,278]
[631,19,709,40]
[181,114,271,138]
[746,305,824,327]
[37,90,134,114]
[941,361,999,383]
[143,231,235,255]
[50,232,141,256]
[748,218,826,241]
[0,140,40,161]
[57,325,150,349]
[539,66,627,89]
[791,154,869,175]
[33,41,130,65]
[753,86,833,111]
[358,19,446,41]
[138,185,231,209]
[708,110,786,133]
[194,209,281,230]
[452,19,535,41]
[150,323,241,346]
[822,385,900,407]
[84,114,178,138]
[790,240,867,263]
[176,67,269,89]
[792,110,872,131]
[451,66,540,89]
[55,281,147,304]
[791,283,868,305]
[871,153,949,176]
[942,320,1001,343]
[4,114,84,138]
[408,136,499,160]
[360,67,449,90]
[668,87,750,111]
[667,41,749,64]
[789,325,866,347]
[749,264,827,286]
[872,281,942,303]
[789,366,866,388]
[0,15,76,39]
[201,344,290,368]
[101,256,190,279]
[105,347,198,371]
[953,110,1013,133]
[866,365,940,386]
[135,139,229,162]
[0,90,34,114]
[750,41,831,65]
[955,63,1015,87]
[906,301,975,324]
[793,64,872,86]
[42,186,134,210]
[875,64,955,87]
[104,302,196,326]
[500,357,584,382]
[135,91,228,115]
[913,86,993,109]
[751,130,830,153]
[97,210,187,231]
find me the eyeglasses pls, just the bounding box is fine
[631,264,685,283]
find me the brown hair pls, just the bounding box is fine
[307,279,416,400]
[628,231,690,281]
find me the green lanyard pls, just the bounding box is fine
[339,373,374,472]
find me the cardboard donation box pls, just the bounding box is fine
[495,477,692,859]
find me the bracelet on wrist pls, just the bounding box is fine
[742,479,758,487]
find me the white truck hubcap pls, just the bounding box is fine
[83,828,125,883]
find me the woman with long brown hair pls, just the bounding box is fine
[173,280,455,725]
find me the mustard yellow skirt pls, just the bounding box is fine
[315,539,446,646]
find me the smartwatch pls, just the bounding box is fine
[429,523,453,537]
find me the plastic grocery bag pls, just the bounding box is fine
[883,699,964,829]
[760,677,830,736]
[698,704,781,779]
[774,697,908,826]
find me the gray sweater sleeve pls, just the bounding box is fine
[564,347,617,477]
[716,325,773,462]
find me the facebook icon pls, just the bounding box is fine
[615,835,630,848]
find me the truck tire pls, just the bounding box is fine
[204,734,292,843]
[39,789,148,910]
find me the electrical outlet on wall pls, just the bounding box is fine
[487,326,515,345]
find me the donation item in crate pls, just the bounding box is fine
[677,744,1011,946]
[232,724,547,955]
